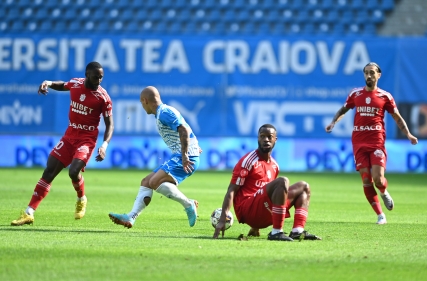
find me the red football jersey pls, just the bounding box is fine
[63,78,113,140]
[231,150,280,209]
[344,87,397,145]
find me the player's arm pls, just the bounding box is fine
[95,115,114,162]
[213,183,240,239]
[177,125,194,173]
[38,80,68,95]
[325,106,350,132]
[391,111,418,145]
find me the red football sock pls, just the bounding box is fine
[363,184,383,215]
[293,208,308,229]
[28,178,51,210]
[272,204,286,230]
[375,178,388,194]
[72,176,85,198]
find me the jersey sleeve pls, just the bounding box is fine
[102,96,113,118]
[230,158,250,186]
[63,78,82,90]
[384,93,398,114]
[344,90,356,109]
[158,107,184,131]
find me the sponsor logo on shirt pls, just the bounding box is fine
[366,97,371,104]
[69,122,96,131]
[70,100,94,115]
[353,125,382,131]
[356,106,380,116]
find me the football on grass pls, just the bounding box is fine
[210,208,234,230]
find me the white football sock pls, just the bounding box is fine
[292,227,304,234]
[25,206,35,216]
[128,186,153,219]
[271,228,282,235]
[76,195,87,201]
[156,182,191,208]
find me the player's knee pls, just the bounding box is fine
[360,171,372,184]
[301,181,311,195]
[68,168,80,180]
[276,177,289,193]
[373,176,383,187]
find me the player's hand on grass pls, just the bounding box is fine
[213,221,226,239]
[38,81,50,95]
[95,147,106,162]
[247,227,260,237]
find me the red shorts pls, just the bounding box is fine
[353,143,387,171]
[50,136,96,169]
[234,186,291,229]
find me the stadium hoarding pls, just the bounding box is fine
[1,135,426,173]
[1,35,426,139]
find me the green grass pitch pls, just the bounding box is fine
[1,168,427,281]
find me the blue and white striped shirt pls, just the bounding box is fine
[156,104,199,156]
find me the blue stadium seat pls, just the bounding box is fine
[146,0,158,9]
[382,0,394,11]
[336,0,348,11]
[277,0,291,9]
[267,10,280,23]
[257,23,270,34]
[11,21,24,32]
[341,10,353,24]
[355,10,369,24]
[93,9,106,20]
[208,9,221,22]
[318,23,330,34]
[289,23,301,34]
[178,9,192,22]
[332,23,345,35]
[303,23,315,34]
[321,0,334,9]
[233,0,246,8]
[366,0,380,10]
[372,9,384,23]
[168,22,182,34]
[351,0,364,9]
[120,10,134,21]
[126,21,140,32]
[136,10,148,20]
[97,21,110,32]
[175,0,186,9]
[271,23,285,35]
[296,10,310,23]
[53,21,67,33]
[154,21,167,34]
[130,0,144,9]
[39,20,53,32]
[149,9,163,21]
[69,21,81,32]
[241,22,255,35]
[237,9,250,22]
[63,8,76,20]
[364,23,376,35]
[6,8,20,20]
[223,9,236,22]
[183,22,197,35]
[292,0,304,9]
[252,9,265,23]
[312,9,324,23]
[306,0,321,11]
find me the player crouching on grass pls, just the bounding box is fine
[11,61,114,226]
[213,124,321,241]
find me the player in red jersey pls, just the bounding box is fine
[11,61,114,226]
[326,62,418,224]
[213,124,321,241]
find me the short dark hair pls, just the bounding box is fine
[86,61,103,72]
[363,62,381,73]
[258,124,276,133]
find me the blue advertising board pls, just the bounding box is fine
[1,35,427,139]
[1,135,425,173]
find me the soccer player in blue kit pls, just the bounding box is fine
[109,86,200,228]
